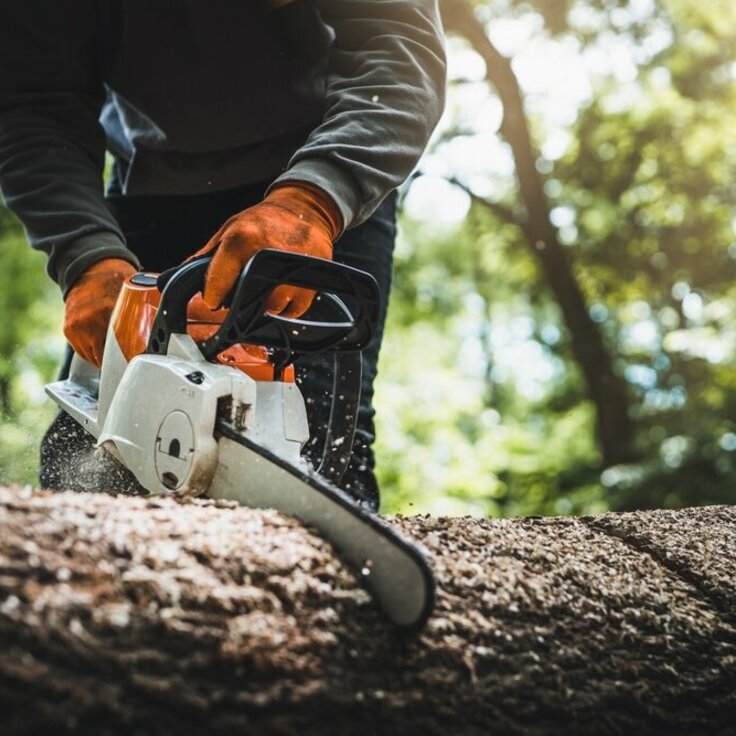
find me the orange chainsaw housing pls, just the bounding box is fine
[110,273,295,383]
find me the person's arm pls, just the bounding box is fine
[0,1,138,297]
[194,0,446,317]
[270,0,447,230]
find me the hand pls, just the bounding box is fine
[63,258,138,367]
[191,182,342,317]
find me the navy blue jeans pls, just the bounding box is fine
[41,177,396,510]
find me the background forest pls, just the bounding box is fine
[1,0,735,517]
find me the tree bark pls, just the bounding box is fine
[1,486,735,735]
[440,0,636,466]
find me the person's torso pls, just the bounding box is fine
[98,0,332,192]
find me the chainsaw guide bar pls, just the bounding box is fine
[214,419,435,630]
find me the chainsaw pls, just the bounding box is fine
[46,250,434,630]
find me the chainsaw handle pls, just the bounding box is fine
[147,250,380,362]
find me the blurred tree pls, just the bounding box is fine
[441,0,636,467]
[376,0,736,514]
[550,0,736,509]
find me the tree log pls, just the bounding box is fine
[0,486,735,735]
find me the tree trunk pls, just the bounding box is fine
[1,486,734,735]
[440,0,636,466]
[0,375,11,418]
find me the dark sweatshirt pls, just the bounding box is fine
[0,0,446,294]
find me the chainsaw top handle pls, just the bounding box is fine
[146,250,380,363]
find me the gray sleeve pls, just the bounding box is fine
[270,0,447,230]
[0,1,138,296]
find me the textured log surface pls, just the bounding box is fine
[0,486,735,735]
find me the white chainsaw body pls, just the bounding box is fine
[45,253,434,629]
[47,328,309,497]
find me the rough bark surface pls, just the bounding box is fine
[0,486,735,735]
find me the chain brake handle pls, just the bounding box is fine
[147,249,381,364]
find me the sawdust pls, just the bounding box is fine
[40,412,147,495]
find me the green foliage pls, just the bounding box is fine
[376,213,605,515]
[376,0,736,514]
[0,208,62,485]
[547,1,736,510]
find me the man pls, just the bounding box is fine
[0,1,446,510]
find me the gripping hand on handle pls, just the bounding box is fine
[63,258,138,368]
[191,183,342,317]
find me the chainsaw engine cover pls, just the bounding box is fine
[155,411,195,490]
[98,336,226,496]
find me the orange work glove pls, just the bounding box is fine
[63,258,138,368]
[191,182,342,317]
